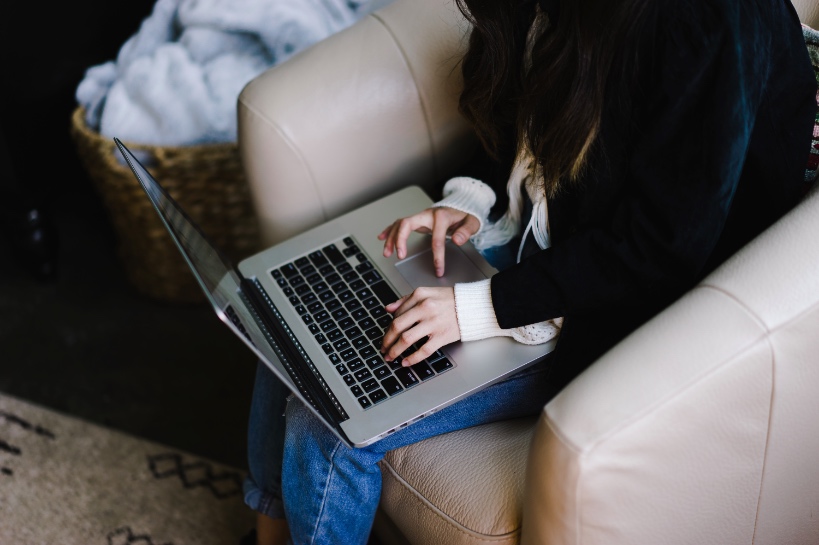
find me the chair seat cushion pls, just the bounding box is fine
[379,417,536,545]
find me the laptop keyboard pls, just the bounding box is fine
[270,236,454,410]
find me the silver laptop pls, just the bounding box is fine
[115,138,555,447]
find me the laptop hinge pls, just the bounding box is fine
[239,278,350,430]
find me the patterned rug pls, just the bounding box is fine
[0,392,254,545]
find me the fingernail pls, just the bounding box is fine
[453,234,463,244]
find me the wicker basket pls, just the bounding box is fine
[70,107,260,302]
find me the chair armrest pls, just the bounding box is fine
[522,188,819,545]
[238,0,475,245]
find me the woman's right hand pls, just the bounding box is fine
[378,207,480,277]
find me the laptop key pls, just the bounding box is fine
[338,317,355,330]
[315,333,327,344]
[361,378,379,393]
[325,299,342,311]
[359,345,377,359]
[323,244,346,265]
[347,358,364,371]
[354,369,373,382]
[370,306,387,318]
[320,320,338,333]
[343,236,355,246]
[381,376,403,396]
[350,385,363,397]
[357,396,372,409]
[373,366,391,380]
[295,257,310,268]
[335,364,348,375]
[319,290,335,303]
[339,290,355,302]
[302,315,314,325]
[280,263,299,277]
[365,356,383,370]
[343,245,360,257]
[394,367,419,388]
[345,327,363,340]
[308,323,320,334]
[289,296,301,306]
[352,337,369,350]
[365,326,382,340]
[336,262,352,273]
[362,270,382,285]
[430,358,454,373]
[331,308,348,321]
[343,374,356,386]
[326,328,343,341]
[325,272,341,284]
[295,284,312,296]
[328,353,341,365]
[306,273,322,285]
[345,300,362,312]
[371,281,399,305]
[359,317,376,329]
[369,389,387,404]
[340,348,357,361]
[377,316,393,328]
[343,271,359,282]
[319,264,335,276]
[334,339,351,351]
[386,358,402,371]
[289,275,306,287]
[313,282,330,293]
[276,277,288,287]
[313,310,330,323]
[351,308,368,321]
[321,343,334,355]
[331,282,347,294]
[283,287,294,297]
[308,251,329,267]
[300,264,316,276]
[411,361,435,380]
[307,301,323,313]
[363,297,380,310]
[350,280,366,292]
[271,269,282,279]
[295,305,307,315]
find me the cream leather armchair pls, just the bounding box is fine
[237,0,819,543]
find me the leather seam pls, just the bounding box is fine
[369,12,440,179]
[380,459,520,542]
[750,333,776,544]
[551,286,819,453]
[237,96,329,221]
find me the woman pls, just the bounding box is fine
[244,0,816,543]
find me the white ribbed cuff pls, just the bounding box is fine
[454,279,510,342]
[431,177,496,233]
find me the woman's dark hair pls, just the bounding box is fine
[455,0,654,195]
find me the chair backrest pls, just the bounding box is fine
[793,0,819,27]
[237,0,474,245]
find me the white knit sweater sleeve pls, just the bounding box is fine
[430,177,496,233]
[454,279,561,346]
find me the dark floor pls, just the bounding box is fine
[0,1,260,471]
[0,168,258,469]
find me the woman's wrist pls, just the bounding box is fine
[453,279,507,341]
[432,177,496,233]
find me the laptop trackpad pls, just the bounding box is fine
[395,241,487,289]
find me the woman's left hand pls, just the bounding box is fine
[381,287,460,366]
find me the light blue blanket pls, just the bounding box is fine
[77,0,390,146]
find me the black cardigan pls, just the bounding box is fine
[488,0,817,385]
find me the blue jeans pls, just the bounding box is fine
[243,242,555,543]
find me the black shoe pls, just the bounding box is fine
[238,528,257,545]
[4,206,59,281]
